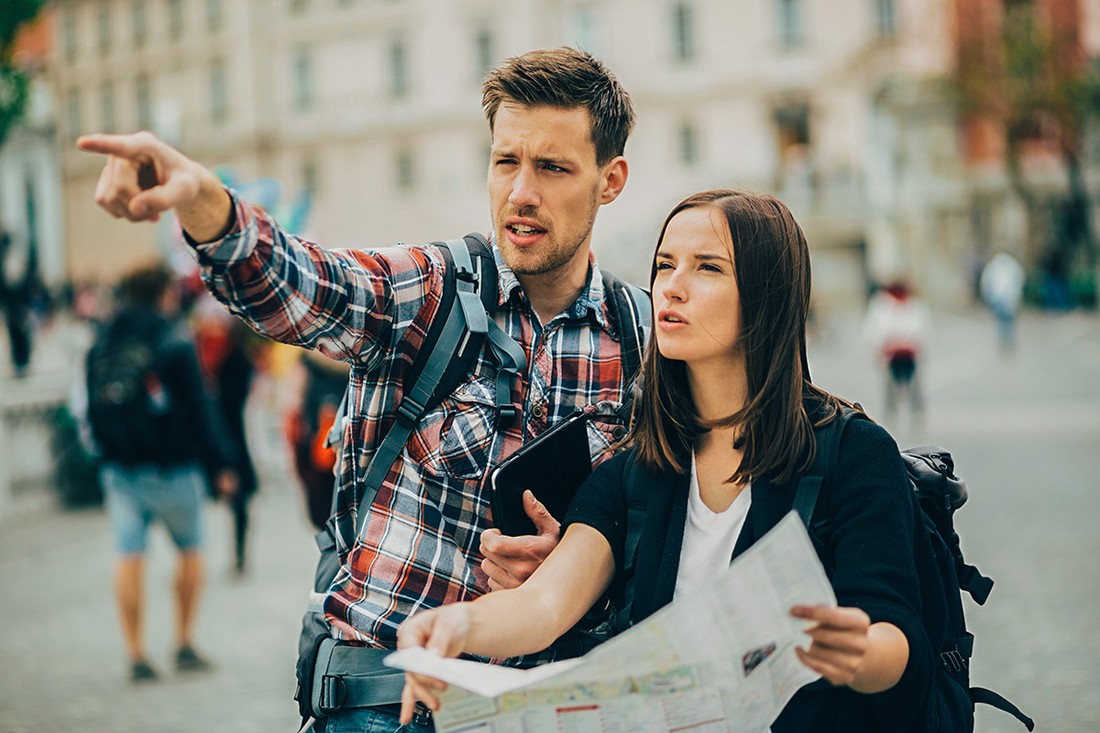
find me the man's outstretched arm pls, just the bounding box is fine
[77,131,233,243]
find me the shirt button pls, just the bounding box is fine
[531,404,545,419]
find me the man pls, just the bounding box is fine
[80,48,637,730]
[85,264,237,682]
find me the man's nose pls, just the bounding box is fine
[508,167,541,209]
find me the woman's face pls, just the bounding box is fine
[652,206,743,369]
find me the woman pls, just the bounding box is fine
[397,191,936,731]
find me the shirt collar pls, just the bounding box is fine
[489,235,609,331]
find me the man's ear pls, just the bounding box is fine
[598,156,628,205]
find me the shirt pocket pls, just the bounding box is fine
[428,377,498,480]
[584,400,629,464]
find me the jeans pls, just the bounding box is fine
[322,705,433,733]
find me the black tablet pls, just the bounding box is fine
[489,411,592,536]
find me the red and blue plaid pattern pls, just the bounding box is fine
[191,190,634,653]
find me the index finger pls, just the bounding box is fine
[76,132,156,160]
[791,605,867,630]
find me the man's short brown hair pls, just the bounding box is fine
[482,48,635,166]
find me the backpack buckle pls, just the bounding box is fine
[940,649,968,673]
[497,404,518,425]
[319,674,347,713]
[395,397,426,428]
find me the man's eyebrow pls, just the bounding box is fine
[535,155,575,167]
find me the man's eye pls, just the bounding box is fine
[542,163,566,173]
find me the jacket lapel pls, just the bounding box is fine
[731,474,797,562]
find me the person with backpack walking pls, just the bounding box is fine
[78,48,647,732]
[86,264,238,683]
[396,190,942,732]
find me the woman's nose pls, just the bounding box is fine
[659,269,687,302]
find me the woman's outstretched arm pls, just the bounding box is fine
[397,522,615,720]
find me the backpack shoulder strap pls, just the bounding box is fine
[332,234,522,539]
[616,451,647,630]
[792,406,860,528]
[602,271,651,424]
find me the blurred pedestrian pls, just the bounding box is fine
[85,263,237,683]
[980,252,1025,354]
[0,226,38,377]
[285,350,350,531]
[193,293,260,575]
[862,280,929,421]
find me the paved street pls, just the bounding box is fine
[0,305,1097,732]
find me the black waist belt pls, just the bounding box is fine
[310,638,406,718]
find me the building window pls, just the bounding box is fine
[389,38,409,98]
[206,0,223,30]
[678,122,699,166]
[474,26,494,78]
[774,101,813,194]
[167,0,184,40]
[132,0,147,47]
[97,1,111,56]
[66,89,82,142]
[136,74,153,130]
[873,0,896,39]
[302,158,318,192]
[777,0,804,50]
[62,6,78,62]
[101,82,116,132]
[774,102,810,151]
[396,147,415,191]
[210,63,228,122]
[567,6,600,55]
[293,50,313,110]
[672,2,696,63]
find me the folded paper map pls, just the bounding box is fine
[385,512,836,733]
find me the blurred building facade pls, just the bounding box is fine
[45,0,1100,305]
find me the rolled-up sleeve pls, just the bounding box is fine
[184,188,444,370]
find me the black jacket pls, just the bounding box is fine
[564,413,936,733]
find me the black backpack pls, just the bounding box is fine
[294,233,651,725]
[793,408,1034,732]
[85,316,174,464]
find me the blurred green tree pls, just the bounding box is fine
[954,0,1100,303]
[0,0,46,150]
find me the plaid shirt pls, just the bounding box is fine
[190,190,636,654]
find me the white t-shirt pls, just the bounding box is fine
[674,453,752,599]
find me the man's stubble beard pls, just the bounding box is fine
[495,195,600,277]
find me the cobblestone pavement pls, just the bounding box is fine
[0,306,1097,732]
